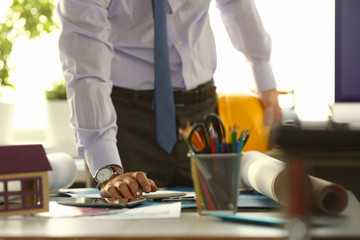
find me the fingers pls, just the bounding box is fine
[126,175,145,197]
[258,88,283,150]
[130,172,151,193]
[99,171,157,199]
[263,105,275,127]
[148,179,158,192]
[99,184,122,198]
[99,176,131,198]
[116,179,138,198]
[128,172,158,194]
[259,88,282,127]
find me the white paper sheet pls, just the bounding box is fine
[78,202,182,220]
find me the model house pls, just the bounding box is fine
[0,144,52,216]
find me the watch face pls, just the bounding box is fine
[95,167,113,183]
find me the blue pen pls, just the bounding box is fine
[235,140,241,153]
[214,133,219,153]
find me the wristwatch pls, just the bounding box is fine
[94,165,124,186]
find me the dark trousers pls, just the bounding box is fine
[111,81,217,188]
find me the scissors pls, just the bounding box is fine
[188,113,226,153]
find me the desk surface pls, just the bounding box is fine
[1,192,360,240]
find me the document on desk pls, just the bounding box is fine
[80,202,181,220]
[34,201,181,219]
[35,201,128,218]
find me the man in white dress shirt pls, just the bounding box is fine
[57,0,282,199]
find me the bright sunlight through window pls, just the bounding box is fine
[1,0,334,143]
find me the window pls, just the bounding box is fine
[0,181,3,192]
[0,177,42,212]
[211,0,335,121]
[23,178,42,208]
[0,181,4,210]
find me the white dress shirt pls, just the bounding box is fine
[58,0,276,176]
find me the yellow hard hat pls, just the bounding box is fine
[217,92,270,153]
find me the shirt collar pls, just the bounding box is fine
[167,0,186,14]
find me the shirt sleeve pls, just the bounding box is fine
[58,0,122,176]
[215,0,277,92]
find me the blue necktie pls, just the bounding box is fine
[152,0,177,154]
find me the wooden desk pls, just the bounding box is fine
[1,192,360,240]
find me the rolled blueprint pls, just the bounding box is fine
[47,152,77,192]
[309,175,349,215]
[241,151,349,215]
[241,151,289,204]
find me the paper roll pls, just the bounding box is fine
[241,151,287,203]
[241,151,349,215]
[310,176,349,215]
[47,152,77,192]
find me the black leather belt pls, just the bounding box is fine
[112,80,216,106]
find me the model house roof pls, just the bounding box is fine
[0,144,52,175]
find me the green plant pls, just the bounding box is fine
[0,0,58,99]
[44,79,67,100]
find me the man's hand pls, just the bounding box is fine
[258,88,282,127]
[258,88,283,149]
[98,171,157,199]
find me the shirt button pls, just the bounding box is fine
[177,41,183,46]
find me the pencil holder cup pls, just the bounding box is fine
[188,152,242,214]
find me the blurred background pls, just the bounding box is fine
[1,0,341,189]
[0,0,334,153]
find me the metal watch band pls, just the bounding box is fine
[94,165,124,186]
[111,166,124,176]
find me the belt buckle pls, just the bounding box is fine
[194,88,200,103]
[132,91,140,101]
[199,86,205,102]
